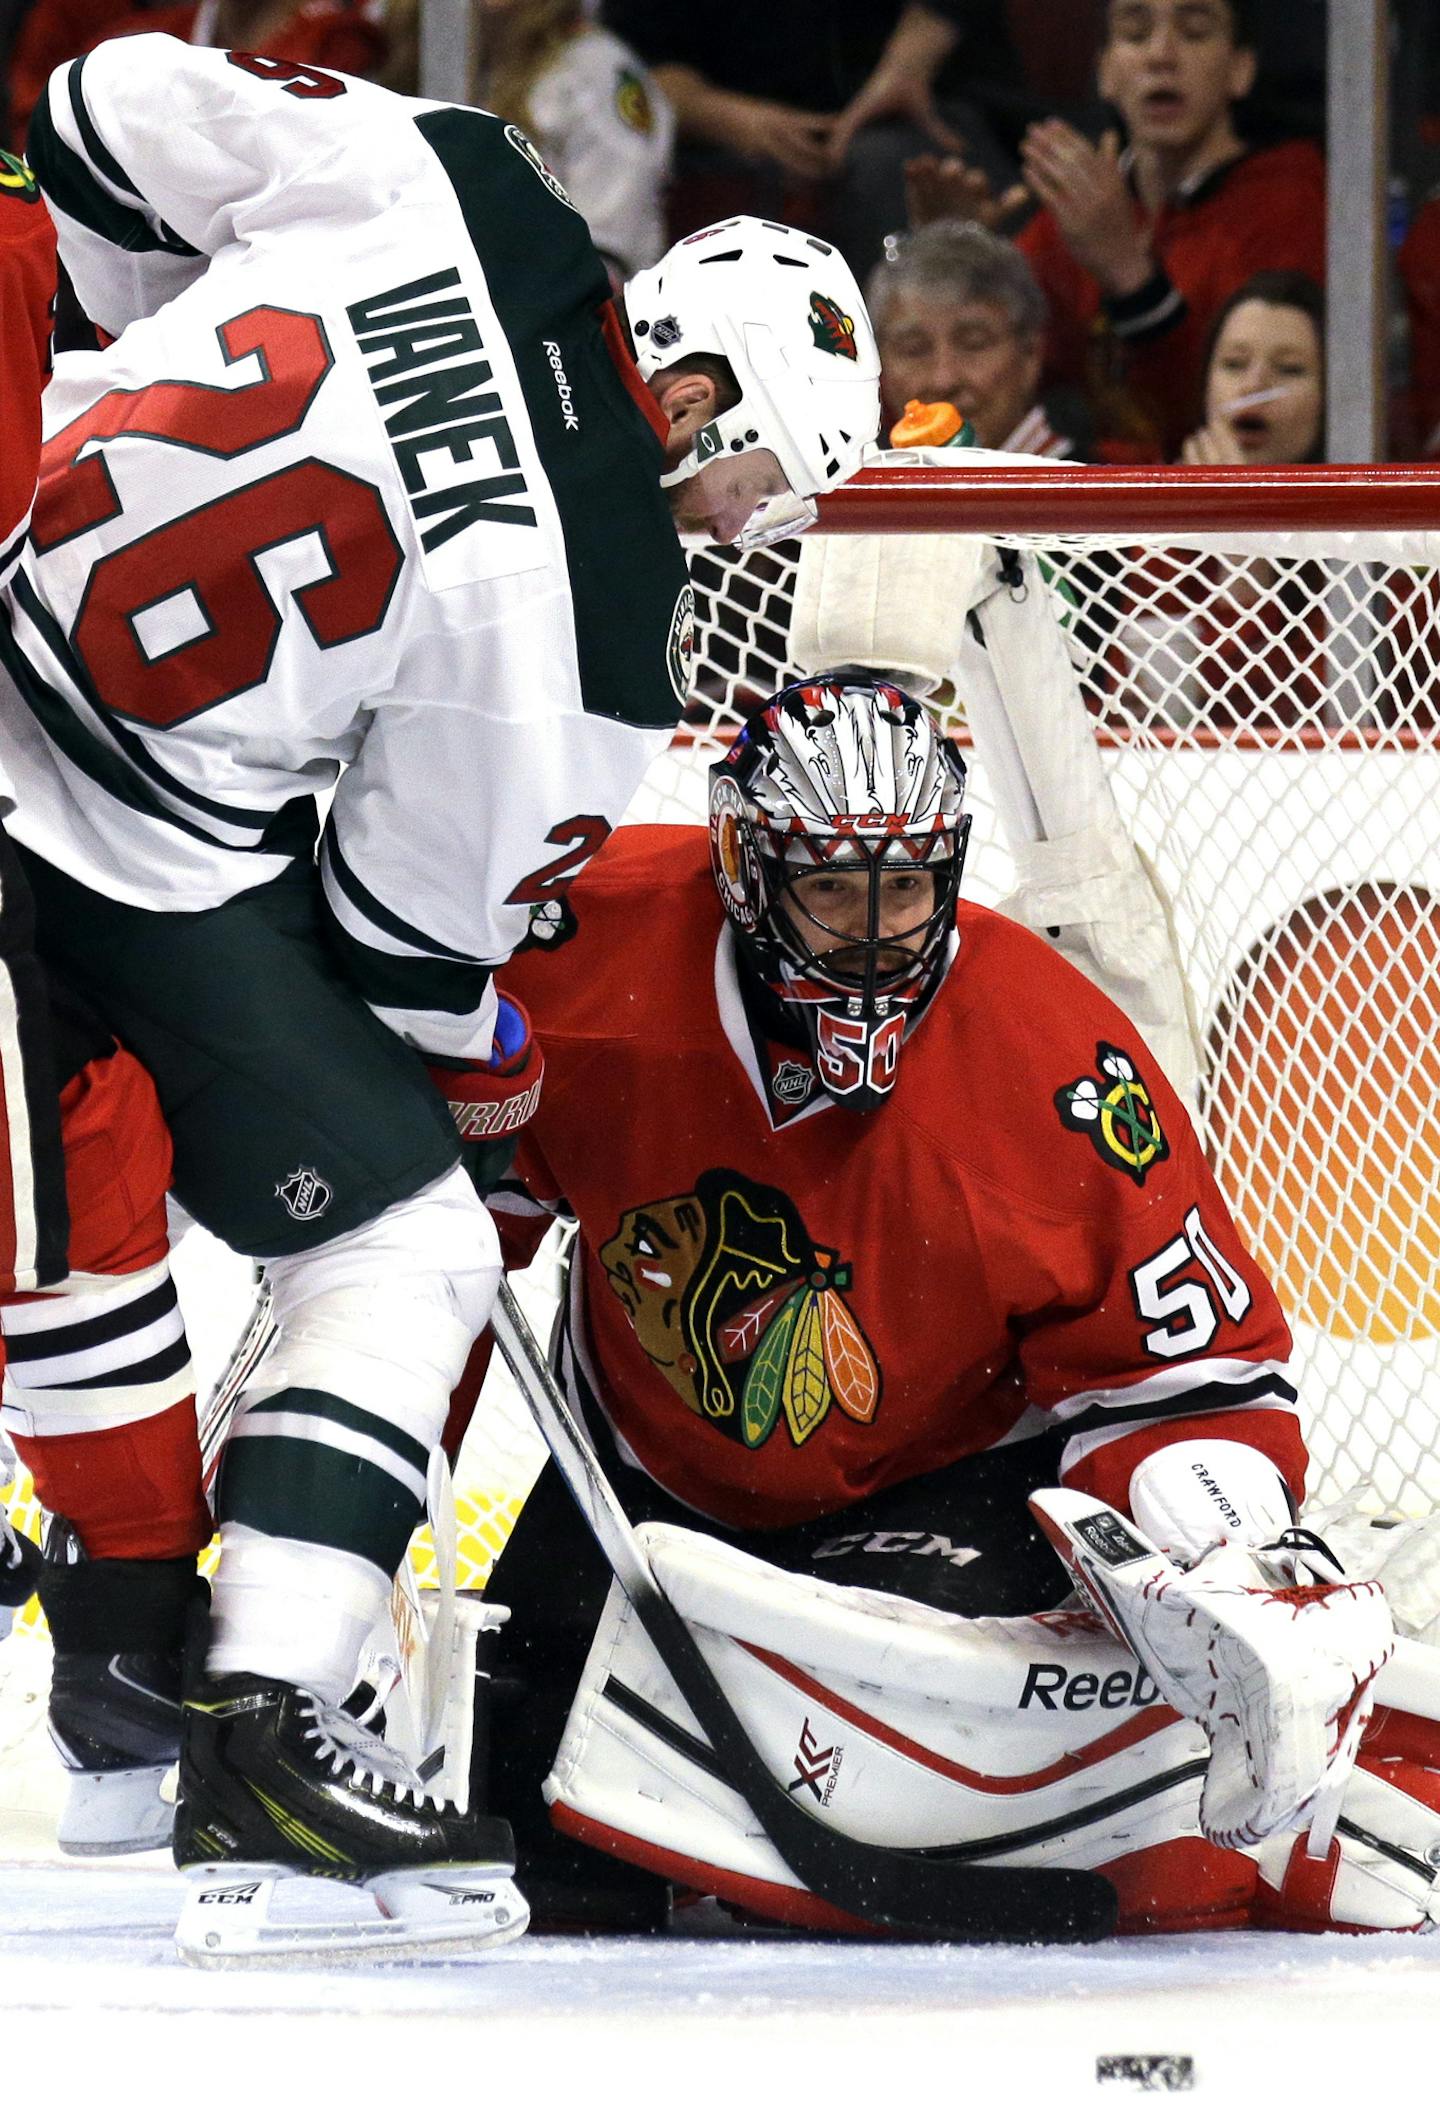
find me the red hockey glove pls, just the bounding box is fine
[426,995,543,1187]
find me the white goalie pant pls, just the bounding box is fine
[544,1521,1440,1935]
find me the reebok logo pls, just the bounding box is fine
[1019,1661,1162,1712]
[542,340,580,431]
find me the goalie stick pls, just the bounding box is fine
[489,1278,1117,1944]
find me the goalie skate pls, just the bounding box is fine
[173,1671,528,1966]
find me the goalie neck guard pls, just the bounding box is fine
[625,218,881,549]
[709,679,970,1111]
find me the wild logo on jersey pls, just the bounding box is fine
[1054,1043,1169,1187]
[599,1167,881,1449]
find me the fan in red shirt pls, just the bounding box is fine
[911,0,1326,458]
[457,676,1428,1940]
[0,158,208,1861]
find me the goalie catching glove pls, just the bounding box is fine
[1031,1442,1395,1854]
[426,994,543,1186]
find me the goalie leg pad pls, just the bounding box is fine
[544,1521,1249,1936]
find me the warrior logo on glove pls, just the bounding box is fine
[1055,1043,1169,1188]
[600,1166,881,1448]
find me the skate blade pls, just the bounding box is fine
[175,1863,530,1968]
[58,1763,175,1856]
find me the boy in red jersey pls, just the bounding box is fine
[464,678,1423,1939]
[912,0,1326,457]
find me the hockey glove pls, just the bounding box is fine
[1030,1483,1395,1855]
[426,994,543,1190]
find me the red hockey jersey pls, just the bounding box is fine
[0,156,54,577]
[494,827,1303,1529]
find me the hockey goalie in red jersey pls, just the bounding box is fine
[0,158,208,1859]
[468,675,1440,1942]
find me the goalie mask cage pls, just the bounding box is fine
[3,463,1440,1654]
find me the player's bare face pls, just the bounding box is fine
[1205,300,1323,463]
[878,293,1042,447]
[788,867,937,978]
[1100,1,1255,155]
[667,447,801,548]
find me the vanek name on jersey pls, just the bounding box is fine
[347,266,538,554]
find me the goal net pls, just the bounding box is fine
[4,462,1439,1649]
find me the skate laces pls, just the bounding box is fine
[299,1696,446,1808]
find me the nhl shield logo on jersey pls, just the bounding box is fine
[276,1166,334,1222]
[771,1058,813,1104]
[600,1167,881,1449]
[808,292,859,360]
[1054,1044,1169,1187]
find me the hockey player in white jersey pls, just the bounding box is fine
[0,39,880,1957]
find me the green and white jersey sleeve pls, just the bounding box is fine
[0,38,689,1059]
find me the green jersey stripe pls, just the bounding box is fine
[321,817,485,965]
[320,905,494,1020]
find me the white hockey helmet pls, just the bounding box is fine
[625,218,881,548]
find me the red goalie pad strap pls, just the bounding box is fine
[426,994,544,1142]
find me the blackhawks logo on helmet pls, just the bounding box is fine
[1055,1043,1169,1187]
[808,291,859,360]
[601,1168,881,1449]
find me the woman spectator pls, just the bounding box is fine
[1178,268,1324,463]
[474,0,673,281]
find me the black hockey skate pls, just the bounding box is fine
[173,1671,529,1965]
[0,1506,41,1618]
[38,1530,198,1855]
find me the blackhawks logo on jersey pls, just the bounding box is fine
[809,292,859,360]
[600,1167,881,1449]
[0,152,39,203]
[1054,1043,1169,1187]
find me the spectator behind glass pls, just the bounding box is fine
[473,0,673,282]
[867,219,1071,456]
[910,0,1326,460]
[8,0,387,143]
[1178,270,1324,464]
[600,1,1018,282]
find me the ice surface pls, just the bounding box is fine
[0,1840,1433,2111]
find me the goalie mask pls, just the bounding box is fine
[709,679,970,1110]
[625,218,881,550]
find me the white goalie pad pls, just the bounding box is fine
[544,1519,1440,1934]
[545,1520,1208,1923]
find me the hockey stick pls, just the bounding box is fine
[490,1278,1116,1944]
